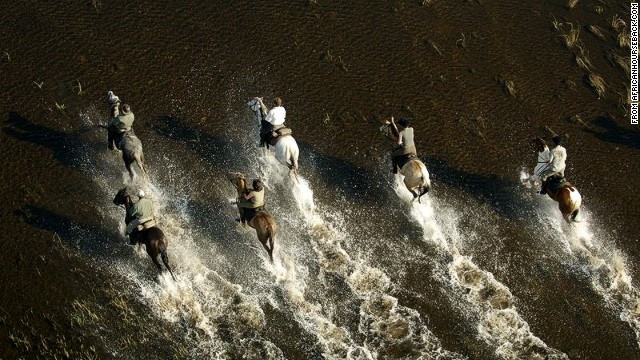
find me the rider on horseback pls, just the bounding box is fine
[260,97,289,147]
[237,179,265,226]
[539,135,567,194]
[126,189,156,245]
[390,117,417,174]
[108,102,135,150]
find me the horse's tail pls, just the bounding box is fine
[417,162,431,203]
[288,149,299,181]
[567,186,582,222]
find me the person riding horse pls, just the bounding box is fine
[260,97,292,148]
[108,99,135,151]
[389,117,417,174]
[236,179,265,226]
[125,189,157,245]
[539,136,567,195]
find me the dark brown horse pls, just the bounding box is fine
[113,188,176,279]
[228,172,277,261]
[528,138,582,223]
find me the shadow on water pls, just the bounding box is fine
[14,204,129,262]
[423,155,539,221]
[3,111,98,171]
[582,114,640,150]
[148,114,250,172]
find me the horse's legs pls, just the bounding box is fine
[161,250,177,280]
[123,153,135,179]
[145,245,163,271]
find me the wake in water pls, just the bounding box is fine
[520,169,640,348]
[81,107,287,358]
[392,175,568,359]
[255,153,464,359]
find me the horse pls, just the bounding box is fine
[227,172,277,262]
[379,121,431,202]
[119,132,148,181]
[527,138,582,223]
[113,188,176,279]
[247,97,299,177]
[107,93,148,181]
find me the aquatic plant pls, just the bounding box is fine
[496,75,517,97]
[55,102,65,111]
[74,79,84,95]
[3,51,9,61]
[33,80,44,89]
[559,23,581,48]
[611,14,626,32]
[606,50,630,77]
[566,0,579,10]
[585,72,606,98]
[574,47,594,72]
[456,33,467,48]
[586,25,606,40]
[617,30,630,49]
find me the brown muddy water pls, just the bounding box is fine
[1,0,639,359]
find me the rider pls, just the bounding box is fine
[260,97,286,147]
[108,103,135,150]
[539,135,567,194]
[125,189,156,244]
[390,117,417,174]
[237,179,265,226]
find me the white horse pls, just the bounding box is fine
[380,121,431,202]
[247,97,299,177]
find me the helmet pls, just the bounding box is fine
[137,189,146,198]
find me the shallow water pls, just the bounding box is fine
[1,0,639,359]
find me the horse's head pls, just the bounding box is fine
[248,97,266,112]
[379,120,391,136]
[227,172,248,195]
[113,187,131,206]
[530,137,546,153]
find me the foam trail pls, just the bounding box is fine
[519,169,640,346]
[258,153,464,359]
[394,174,567,359]
[80,108,285,358]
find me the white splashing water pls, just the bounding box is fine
[257,153,464,359]
[519,169,640,348]
[393,174,568,359]
[80,108,286,358]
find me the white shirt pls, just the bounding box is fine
[266,106,286,126]
[550,145,566,174]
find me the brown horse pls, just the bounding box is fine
[113,188,176,279]
[227,172,278,261]
[540,176,582,223]
[528,138,582,223]
[380,121,431,202]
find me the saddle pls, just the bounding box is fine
[394,153,417,169]
[260,123,292,148]
[543,175,570,193]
